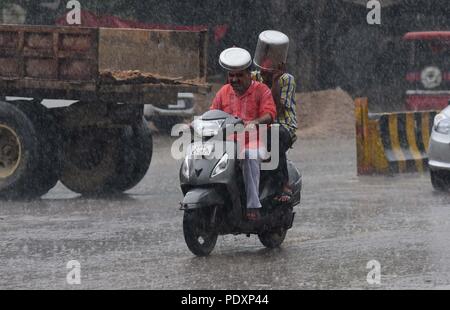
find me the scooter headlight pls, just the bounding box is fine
[434,113,450,134]
[211,153,229,178]
[192,119,224,138]
[182,155,190,179]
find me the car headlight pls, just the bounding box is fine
[182,155,190,179]
[434,113,450,134]
[211,153,229,178]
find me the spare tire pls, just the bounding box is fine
[421,66,442,89]
[0,101,41,200]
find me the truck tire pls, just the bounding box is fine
[0,101,42,199]
[60,127,125,195]
[13,101,60,197]
[112,118,153,192]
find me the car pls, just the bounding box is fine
[144,92,195,131]
[428,101,450,190]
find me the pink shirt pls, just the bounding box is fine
[210,81,277,122]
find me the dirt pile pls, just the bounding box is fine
[99,70,206,87]
[297,88,355,139]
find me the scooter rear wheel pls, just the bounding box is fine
[183,209,218,257]
[258,229,287,249]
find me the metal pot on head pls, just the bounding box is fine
[254,30,289,72]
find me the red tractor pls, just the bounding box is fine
[404,32,450,111]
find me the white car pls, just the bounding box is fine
[429,103,450,190]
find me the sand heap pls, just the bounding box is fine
[296,87,355,139]
[99,70,205,87]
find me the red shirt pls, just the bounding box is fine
[210,81,277,122]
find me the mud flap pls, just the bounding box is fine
[181,188,224,210]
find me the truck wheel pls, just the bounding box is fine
[113,118,153,192]
[13,101,60,197]
[60,128,125,195]
[0,101,41,200]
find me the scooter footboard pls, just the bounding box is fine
[181,188,225,210]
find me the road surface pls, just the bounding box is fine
[1,134,450,290]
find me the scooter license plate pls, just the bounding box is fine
[190,143,214,156]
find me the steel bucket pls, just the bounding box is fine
[253,30,289,71]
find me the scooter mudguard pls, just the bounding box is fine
[181,188,224,210]
[287,161,302,206]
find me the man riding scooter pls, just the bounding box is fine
[210,47,277,221]
[179,47,301,256]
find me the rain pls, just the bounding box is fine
[0,0,450,292]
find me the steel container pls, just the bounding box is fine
[253,30,289,71]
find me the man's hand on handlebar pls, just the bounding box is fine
[244,120,258,130]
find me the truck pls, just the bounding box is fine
[0,24,209,199]
[403,32,450,111]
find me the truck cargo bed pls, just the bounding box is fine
[0,25,208,104]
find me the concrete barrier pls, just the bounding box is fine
[355,97,439,175]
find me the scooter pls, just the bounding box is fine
[179,110,302,256]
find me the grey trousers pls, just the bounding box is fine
[242,155,262,210]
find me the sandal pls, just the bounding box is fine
[273,191,292,203]
[246,209,261,221]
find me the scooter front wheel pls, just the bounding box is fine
[183,209,218,257]
[258,229,287,249]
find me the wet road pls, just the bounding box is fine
[1,134,450,290]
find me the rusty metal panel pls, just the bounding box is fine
[60,59,95,81]
[0,25,208,103]
[0,25,99,81]
[0,58,19,77]
[0,30,20,77]
[60,33,93,52]
[99,28,207,81]
[0,31,19,48]
[24,32,53,50]
[25,58,57,79]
